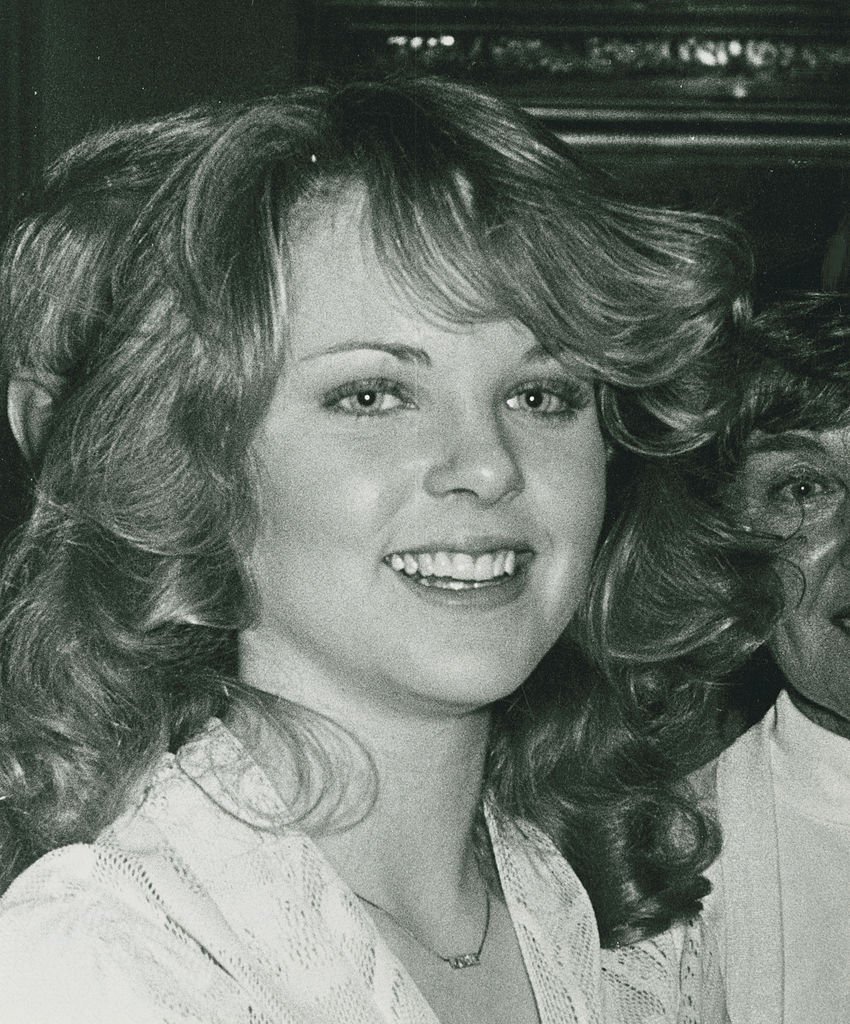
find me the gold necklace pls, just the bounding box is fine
[355,889,491,969]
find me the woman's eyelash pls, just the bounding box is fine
[765,467,834,501]
[507,379,591,417]
[320,376,591,419]
[322,378,413,416]
[752,466,850,525]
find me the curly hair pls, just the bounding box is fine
[0,77,751,945]
[706,293,850,733]
[722,293,850,442]
[574,294,850,941]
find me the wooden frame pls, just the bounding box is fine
[313,1,850,163]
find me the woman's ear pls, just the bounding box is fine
[6,377,56,467]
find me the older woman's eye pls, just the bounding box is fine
[769,473,836,506]
[505,381,588,418]
[786,479,820,500]
[745,467,847,537]
[323,379,412,416]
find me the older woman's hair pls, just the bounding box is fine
[588,295,850,874]
[703,295,850,730]
[723,293,850,442]
[0,78,751,945]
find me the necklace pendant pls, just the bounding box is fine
[446,952,482,969]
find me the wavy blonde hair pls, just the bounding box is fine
[0,78,751,942]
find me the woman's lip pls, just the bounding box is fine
[382,549,533,581]
[386,558,532,609]
[384,537,533,558]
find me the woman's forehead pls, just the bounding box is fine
[744,426,850,462]
[286,186,506,326]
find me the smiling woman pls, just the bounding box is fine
[245,197,605,713]
[717,296,850,740]
[0,78,751,1023]
[689,294,850,1023]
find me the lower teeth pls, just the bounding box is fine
[416,576,502,590]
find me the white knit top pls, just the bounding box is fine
[0,719,712,1023]
[704,691,850,1024]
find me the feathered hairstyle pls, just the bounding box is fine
[0,78,751,943]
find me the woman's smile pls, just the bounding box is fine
[384,546,535,614]
[241,191,606,711]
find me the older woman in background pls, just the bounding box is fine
[695,295,850,1024]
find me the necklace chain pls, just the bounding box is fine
[355,889,491,969]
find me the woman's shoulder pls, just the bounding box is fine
[490,808,720,1023]
[688,704,776,816]
[0,723,276,1023]
[0,845,142,1022]
[0,842,162,964]
[689,706,776,829]
[0,841,250,1023]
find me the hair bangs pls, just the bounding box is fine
[355,162,606,383]
[737,295,850,438]
[358,159,514,328]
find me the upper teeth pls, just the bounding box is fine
[388,549,517,581]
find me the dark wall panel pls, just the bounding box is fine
[0,0,306,538]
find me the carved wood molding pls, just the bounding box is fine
[313,2,850,158]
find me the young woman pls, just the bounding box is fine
[0,78,751,1023]
[694,295,850,1024]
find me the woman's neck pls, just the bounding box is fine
[229,651,493,909]
[316,707,492,902]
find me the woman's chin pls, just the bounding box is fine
[390,649,547,713]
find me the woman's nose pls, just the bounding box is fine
[422,407,524,506]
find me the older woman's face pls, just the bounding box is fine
[241,198,606,715]
[737,426,850,733]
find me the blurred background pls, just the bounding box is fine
[2,0,849,532]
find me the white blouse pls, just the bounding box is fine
[703,690,850,1024]
[0,719,710,1023]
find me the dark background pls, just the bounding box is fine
[1,0,309,531]
[2,1,849,540]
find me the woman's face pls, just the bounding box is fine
[242,197,606,716]
[737,425,850,733]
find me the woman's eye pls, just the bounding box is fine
[765,470,841,510]
[773,476,828,504]
[505,383,586,417]
[745,467,846,535]
[324,381,411,417]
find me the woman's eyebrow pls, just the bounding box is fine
[519,343,564,366]
[299,340,431,366]
[745,432,829,457]
[300,338,562,369]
